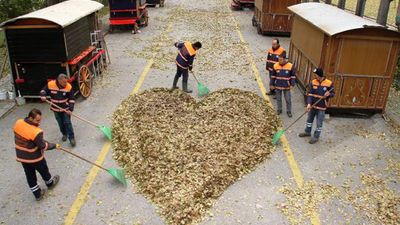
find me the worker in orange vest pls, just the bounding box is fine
[270,53,296,117]
[40,74,76,147]
[299,68,335,144]
[266,39,286,99]
[14,109,60,200]
[172,41,202,93]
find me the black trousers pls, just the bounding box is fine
[174,65,189,83]
[21,158,53,198]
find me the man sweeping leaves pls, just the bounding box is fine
[14,109,60,200]
[299,68,334,144]
[172,41,202,93]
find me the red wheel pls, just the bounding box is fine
[78,65,93,99]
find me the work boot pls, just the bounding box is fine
[70,139,76,147]
[299,132,311,138]
[62,135,67,142]
[287,112,292,118]
[182,81,192,93]
[309,137,319,144]
[35,189,45,201]
[48,175,60,189]
[172,77,179,90]
[277,110,282,115]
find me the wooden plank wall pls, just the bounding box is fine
[291,16,324,67]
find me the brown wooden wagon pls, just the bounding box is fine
[252,0,301,35]
[0,0,108,99]
[288,3,400,114]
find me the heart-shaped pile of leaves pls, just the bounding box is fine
[112,88,280,224]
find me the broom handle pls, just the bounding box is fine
[58,147,108,171]
[102,37,111,64]
[45,100,99,127]
[190,71,200,83]
[284,88,333,131]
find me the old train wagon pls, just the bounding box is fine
[252,0,301,35]
[109,0,148,33]
[231,0,254,10]
[288,3,400,114]
[0,0,107,99]
[147,0,165,7]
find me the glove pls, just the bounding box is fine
[56,144,61,149]
[40,96,46,102]
[306,104,311,112]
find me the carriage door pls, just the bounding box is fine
[336,38,393,109]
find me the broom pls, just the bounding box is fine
[272,89,332,145]
[190,71,209,96]
[57,146,126,186]
[45,100,112,140]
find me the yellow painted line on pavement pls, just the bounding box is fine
[226,3,322,225]
[132,58,154,94]
[64,1,186,224]
[64,140,110,225]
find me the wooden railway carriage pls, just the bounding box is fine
[0,0,107,99]
[109,0,148,33]
[288,3,400,114]
[253,0,301,35]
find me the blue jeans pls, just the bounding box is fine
[305,108,325,138]
[54,112,74,140]
[275,89,292,112]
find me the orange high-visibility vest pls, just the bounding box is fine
[14,119,47,163]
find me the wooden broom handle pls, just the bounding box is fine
[190,71,200,83]
[285,88,333,131]
[45,100,99,127]
[57,146,107,171]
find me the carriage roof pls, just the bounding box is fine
[0,0,103,28]
[288,2,398,36]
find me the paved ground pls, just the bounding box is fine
[0,0,399,225]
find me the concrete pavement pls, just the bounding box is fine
[0,0,398,224]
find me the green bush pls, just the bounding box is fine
[0,30,4,47]
[0,0,44,22]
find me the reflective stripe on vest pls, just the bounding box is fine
[268,46,285,64]
[48,80,72,92]
[13,119,44,163]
